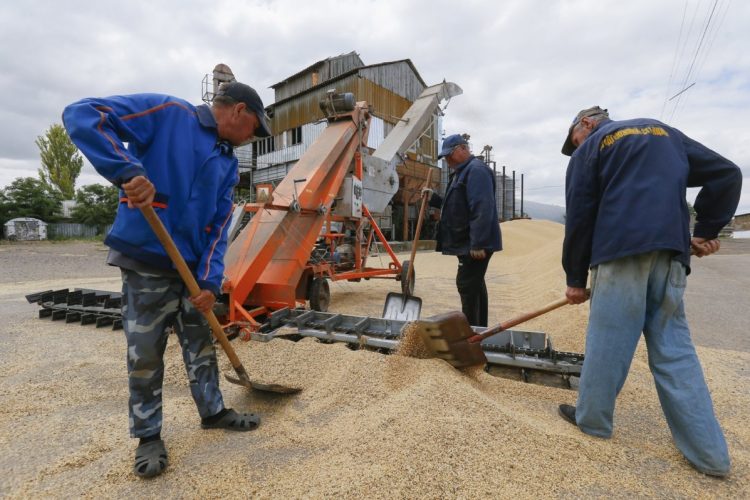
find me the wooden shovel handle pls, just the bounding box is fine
[405,169,433,286]
[140,205,249,378]
[468,290,590,343]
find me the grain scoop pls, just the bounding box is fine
[413,293,586,369]
[382,170,433,321]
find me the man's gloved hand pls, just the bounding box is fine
[469,248,487,259]
[420,187,433,199]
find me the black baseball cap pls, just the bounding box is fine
[216,82,272,138]
[561,106,609,156]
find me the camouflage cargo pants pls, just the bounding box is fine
[121,269,225,438]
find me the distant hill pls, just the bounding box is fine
[521,200,565,224]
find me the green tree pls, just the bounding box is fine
[35,123,83,199]
[71,184,119,226]
[0,189,10,227]
[0,177,63,223]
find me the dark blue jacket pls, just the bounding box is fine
[430,156,502,256]
[63,94,239,295]
[563,118,742,287]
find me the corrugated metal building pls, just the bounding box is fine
[225,52,441,240]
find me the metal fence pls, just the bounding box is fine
[47,223,113,239]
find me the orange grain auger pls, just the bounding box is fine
[219,83,462,335]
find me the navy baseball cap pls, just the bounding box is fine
[438,134,468,159]
[561,106,608,156]
[216,82,272,138]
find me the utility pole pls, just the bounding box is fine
[501,165,506,221]
[512,170,516,219]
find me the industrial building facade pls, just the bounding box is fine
[202,53,520,239]
[204,52,441,240]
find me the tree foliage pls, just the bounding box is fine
[35,123,83,199]
[71,184,119,226]
[0,177,63,223]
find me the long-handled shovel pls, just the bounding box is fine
[140,205,301,394]
[414,293,586,369]
[382,169,433,320]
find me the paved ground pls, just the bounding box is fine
[684,238,750,352]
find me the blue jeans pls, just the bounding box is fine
[576,251,730,475]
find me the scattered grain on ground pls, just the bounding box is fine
[1,220,747,498]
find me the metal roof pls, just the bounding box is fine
[267,58,427,111]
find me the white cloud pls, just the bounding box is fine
[0,0,747,213]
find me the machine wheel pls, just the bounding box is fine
[400,260,415,296]
[309,278,330,312]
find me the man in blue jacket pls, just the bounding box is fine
[427,134,502,326]
[557,106,741,477]
[63,81,272,478]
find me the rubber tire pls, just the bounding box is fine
[400,260,415,296]
[309,278,330,312]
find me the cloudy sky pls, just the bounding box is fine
[1,0,748,213]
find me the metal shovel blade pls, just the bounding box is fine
[413,311,487,368]
[224,374,302,394]
[382,292,422,321]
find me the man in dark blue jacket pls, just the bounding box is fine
[557,106,741,477]
[63,82,272,478]
[427,134,502,326]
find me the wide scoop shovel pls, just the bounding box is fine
[383,169,432,320]
[140,205,301,394]
[413,294,584,369]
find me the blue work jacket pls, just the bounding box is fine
[430,156,502,256]
[63,94,238,295]
[563,118,742,287]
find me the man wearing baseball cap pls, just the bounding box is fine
[425,134,502,327]
[557,105,741,477]
[213,81,272,143]
[63,79,271,478]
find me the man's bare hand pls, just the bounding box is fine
[122,176,155,208]
[691,237,720,258]
[566,286,589,305]
[469,248,487,259]
[189,290,216,314]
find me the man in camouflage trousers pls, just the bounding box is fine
[63,82,272,478]
[122,271,226,438]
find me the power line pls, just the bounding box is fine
[693,0,732,87]
[670,0,720,122]
[665,0,703,122]
[661,0,690,120]
[668,82,696,100]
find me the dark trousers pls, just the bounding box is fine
[456,254,492,327]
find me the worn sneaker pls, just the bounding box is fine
[558,404,577,426]
[689,461,729,478]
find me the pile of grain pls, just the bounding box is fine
[2,220,747,498]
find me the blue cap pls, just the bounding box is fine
[438,134,468,159]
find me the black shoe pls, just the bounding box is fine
[558,404,577,426]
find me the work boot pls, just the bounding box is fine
[558,404,577,426]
